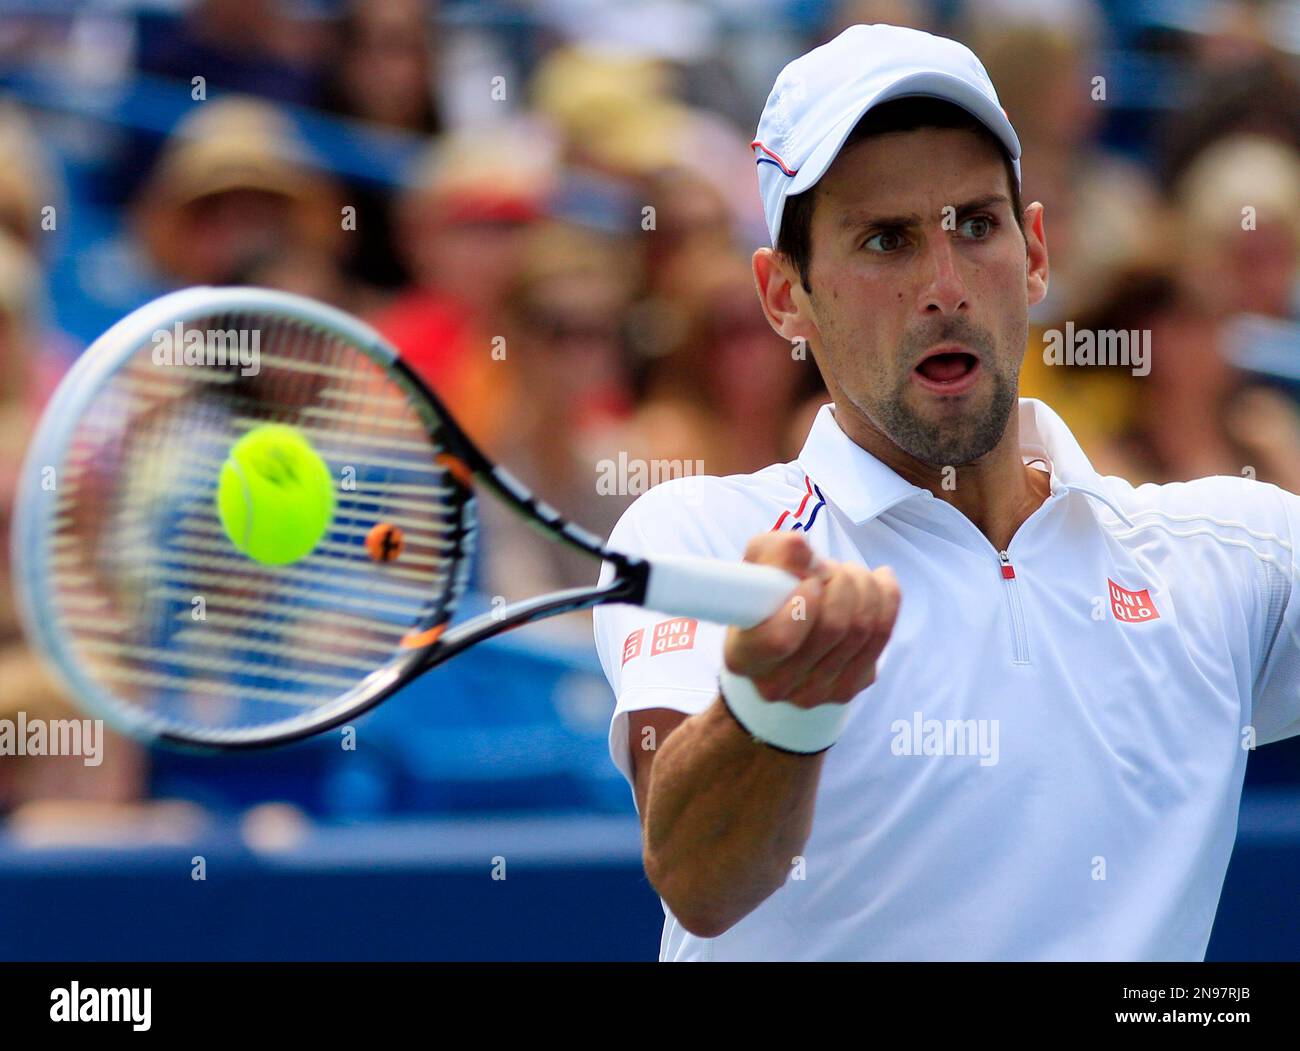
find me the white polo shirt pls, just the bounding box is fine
[593,398,1300,961]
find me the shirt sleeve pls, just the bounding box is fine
[1251,484,1300,746]
[592,480,736,795]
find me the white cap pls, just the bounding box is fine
[753,24,1022,245]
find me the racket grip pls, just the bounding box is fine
[642,556,800,628]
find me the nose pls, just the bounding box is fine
[918,232,969,317]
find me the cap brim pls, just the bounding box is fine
[787,70,1023,198]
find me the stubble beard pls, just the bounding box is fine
[847,317,1022,467]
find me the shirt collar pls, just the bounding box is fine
[795,398,1133,527]
[1017,398,1133,526]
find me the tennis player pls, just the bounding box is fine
[593,23,1300,961]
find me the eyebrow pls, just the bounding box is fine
[837,193,1011,232]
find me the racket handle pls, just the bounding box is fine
[642,556,800,628]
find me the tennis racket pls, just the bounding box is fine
[13,287,798,750]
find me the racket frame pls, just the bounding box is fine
[15,286,650,750]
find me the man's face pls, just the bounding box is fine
[770,126,1047,467]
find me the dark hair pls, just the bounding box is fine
[775,97,1025,293]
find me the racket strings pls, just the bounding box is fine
[45,309,468,740]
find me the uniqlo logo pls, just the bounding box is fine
[651,618,698,656]
[1108,579,1160,623]
[621,629,644,666]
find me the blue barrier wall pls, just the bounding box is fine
[0,795,1295,960]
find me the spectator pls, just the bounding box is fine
[1035,132,1300,488]
[1173,134,1300,321]
[1139,134,1300,486]
[321,0,443,135]
[967,13,1162,324]
[131,98,349,303]
[374,123,557,452]
[320,0,445,290]
[475,220,638,634]
[631,240,825,477]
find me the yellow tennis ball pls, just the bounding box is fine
[217,424,335,565]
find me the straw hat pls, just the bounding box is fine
[530,46,689,177]
[142,97,324,208]
[136,98,341,282]
[404,121,557,224]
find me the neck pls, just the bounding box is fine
[832,403,1050,552]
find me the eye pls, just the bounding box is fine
[959,215,996,239]
[863,230,906,253]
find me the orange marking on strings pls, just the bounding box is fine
[400,622,448,649]
[435,453,474,489]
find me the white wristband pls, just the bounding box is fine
[718,667,852,754]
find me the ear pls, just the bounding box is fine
[752,247,819,346]
[1023,202,1049,306]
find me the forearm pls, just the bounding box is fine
[641,695,826,937]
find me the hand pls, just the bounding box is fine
[724,532,900,709]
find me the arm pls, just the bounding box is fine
[630,701,828,938]
[628,532,900,938]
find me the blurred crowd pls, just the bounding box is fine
[0,0,1298,809]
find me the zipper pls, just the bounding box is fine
[919,491,1046,666]
[998,550,1030,665]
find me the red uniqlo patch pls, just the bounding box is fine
[650,618,698,656]
[621,629,645,666]
[1108,579,1160,623]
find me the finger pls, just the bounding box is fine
[742,531,816,577]
[821,574,900,700]
[854,567,902,670]
[750,565,864,698]
[725,533,822,673]
[785,566,884,704]
[726,572,824,676]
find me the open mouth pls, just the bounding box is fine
[912,348,981,394]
